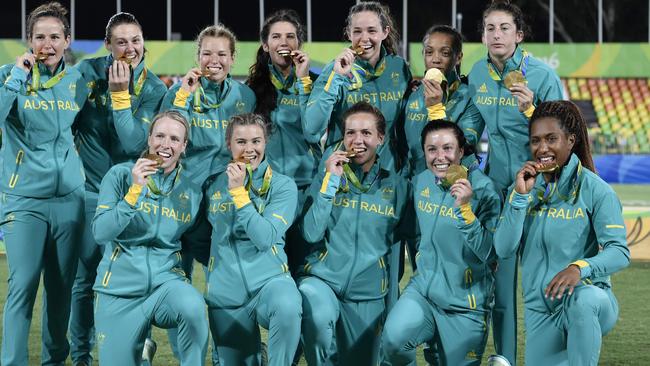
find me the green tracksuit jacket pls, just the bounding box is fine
[162,76,256,185]
[92,163,203,296]
[404,72,480,176]
[200,159,298,308]
[300,147,412,301]
[494,154,630,313]
[0,61,87,197]
[263,65,320,190]
[409,162,501,312]
[74,55,167,193]
[304,48,411,153]
[459,46,563,191]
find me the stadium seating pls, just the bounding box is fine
[564,78,650,154]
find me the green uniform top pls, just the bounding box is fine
[200,159,297,308]
[161,76,256,184]
[494,154,630,313]
[410,162,501,312]
[0,61,88,197]
[300,145,412,301]
[459,46,563,191]
[92,162,203,297]
[264,65,320,189]
[74,55,167,193]
[304,47,411,149]
[404,72,481,176]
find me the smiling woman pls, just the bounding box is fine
[91,110,209,366]
[161,24,256,187]
[70,11,169,364]
[494,100,630,366]
[0,2,89,364]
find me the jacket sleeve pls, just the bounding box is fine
[457,99,485,147]
[160,84,191,122]
[572,186,630,279]
[454,179,502,262]
[92,168,146,245]
[110,83,166,155]
[229,178,298,252]
[536,69,564,103]
[303,64,346,144]
[301,169,339,243]
[494,188,529,259]
[0,66,26,124]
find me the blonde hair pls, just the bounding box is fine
[196,24,237,57]
[225,113,269,143]
[148,110,191,143]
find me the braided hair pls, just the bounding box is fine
[530,101,595,172]
[344,1,400,56]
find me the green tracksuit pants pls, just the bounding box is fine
[381,286,488,365]
[208,275,301,366]
[94,278,208,366]
[69,191,103,365]
[299,276,385,366]
[1,187,84,365]
[523,285,618,366]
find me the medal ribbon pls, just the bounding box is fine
[244,164,273,196]
[193,80,231,113]
[487,49,529,81]
[146,165,182,196]
[28,65,66,94]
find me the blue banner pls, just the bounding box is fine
[594,155,650,183]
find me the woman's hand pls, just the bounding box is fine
[180,68,203,93]
[450,178,473,207]
[226,162,247,189]
[131,158,159,186]
[422,79,444,107]
[510,82,534,113]
[545,265,581,301]
[108,60,131,92]
[325,151,349,177]
[16,52,36,74]
[515,161,539,194]
[333,48,355,76]
[292,50,311,78]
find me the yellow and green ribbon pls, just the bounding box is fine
[28,66,66,94]
[146,165,182,197]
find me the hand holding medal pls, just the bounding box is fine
[108,53,132,92]
[504,70,534,113]
[423,68,445,107]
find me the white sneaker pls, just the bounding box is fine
[142,338,158,362]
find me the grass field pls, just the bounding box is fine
[0,259,648,365]
[1,184,649,365]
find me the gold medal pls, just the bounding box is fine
[503,70,526,89]
[345,147,366,158]
[351,45,364,55]
[537,163,559,173]
[443,164,467,187]
[143,153,163,168]
[231,157,251,164]
[277,49,294,57]
[424,68,444,84]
